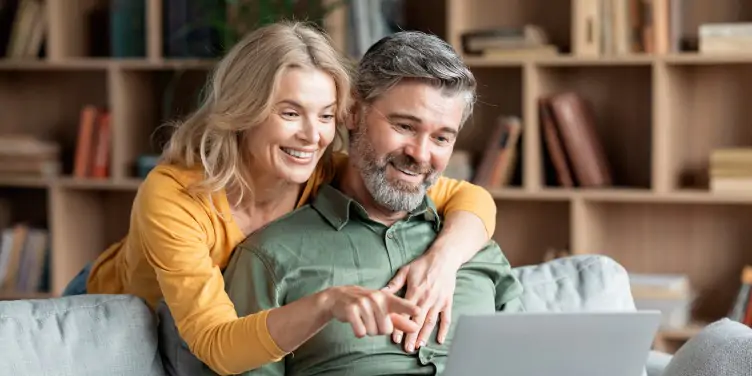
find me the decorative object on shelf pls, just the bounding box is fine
[543,248,572,262]
[728,265,752,326]
[443,150,474,182]
[136,154,161,179]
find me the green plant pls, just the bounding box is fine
[194,0,350,53]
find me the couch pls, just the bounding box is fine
[0,254,673,375]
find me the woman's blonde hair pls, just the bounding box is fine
[161,21,352,209]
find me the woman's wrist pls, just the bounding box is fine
[314,288,337,323]
[425,241,464,271]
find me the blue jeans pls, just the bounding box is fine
[62,262,92,296]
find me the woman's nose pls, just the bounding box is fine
[298,118,320,144]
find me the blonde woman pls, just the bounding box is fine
[65,22,498,375]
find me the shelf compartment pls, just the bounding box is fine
[493,200,570,267]
[109,67,209,179]
[0,187,48,229]
[670,1,752,54]
[535,65,653,189]
[663,63,752,190]
[460,67,524,188]
[577,200,752,324]
[0,70,108,176]
[48,0,117,60]
[49,188,134,295]
[446,0,571,57]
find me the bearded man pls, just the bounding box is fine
[213,30,524,376]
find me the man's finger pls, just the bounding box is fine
[415,306,440,349]
[403,307,426,352]
[391,319,405,343]
[437,304,452,344]
[382,267,408,294]
[390,313,420,334]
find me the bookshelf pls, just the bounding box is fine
[1,0,751,353]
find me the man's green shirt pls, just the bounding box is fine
[220,184,524,376]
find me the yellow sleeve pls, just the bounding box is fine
[134,170,286,375]
[426,176,497,237]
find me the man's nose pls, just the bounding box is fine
[404,138,430,164]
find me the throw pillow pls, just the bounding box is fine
[662,318,752,376]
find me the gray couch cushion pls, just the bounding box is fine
[512,254,636,312]
[0,294,166,376]
[662,318,752,376]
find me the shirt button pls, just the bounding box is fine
[387,233,394,239]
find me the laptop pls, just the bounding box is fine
[442,310,662,376]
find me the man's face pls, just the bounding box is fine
[348,80,466,212]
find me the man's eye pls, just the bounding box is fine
[396,123,412,131]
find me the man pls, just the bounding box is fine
[216,31,524,376]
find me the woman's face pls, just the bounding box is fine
[247,67,338,185]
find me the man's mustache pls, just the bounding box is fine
[383,153,435,176]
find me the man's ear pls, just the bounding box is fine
[345,102,362,131]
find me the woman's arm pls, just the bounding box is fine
[135,171,284,375]
[223,246,421,356]
[383,176,497,352]
[136,169,420,375]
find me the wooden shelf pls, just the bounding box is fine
[0,0,749,355]
[443,0,752,352]
[0,291,54,301]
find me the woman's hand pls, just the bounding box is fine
[382,252,461,352]
[320,285,422,338]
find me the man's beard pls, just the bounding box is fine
[349,118,439,212]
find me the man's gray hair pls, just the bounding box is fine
[355,31,477,125]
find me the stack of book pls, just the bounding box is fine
[709,148,752,193]
[700,23,752,54]
[630,273,694,329]
[0,134,60,178]
[459,25,558,58]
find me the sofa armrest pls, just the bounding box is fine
[0,294,166,376]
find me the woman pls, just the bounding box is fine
[66,22,498,375]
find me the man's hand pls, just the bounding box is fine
[320,285,422,338]
[382,252,460,352]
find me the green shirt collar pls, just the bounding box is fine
[312,184,441,231]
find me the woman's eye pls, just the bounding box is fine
[321,114,335,121]
[282,111,299,118]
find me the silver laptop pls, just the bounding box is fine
[442,310,662,376]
